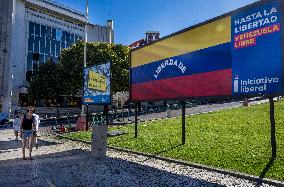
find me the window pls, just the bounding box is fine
[67,97,81,107]
[45,54,50,62]
[61,42,65,49]
[39,54,44,63]
[28,37,34,52]
[39,37,45,54]
[40,25,46,37]
[35,23,40,36]
[29,22,35,36]
[65,32,70,43]
[45,38,50,54]
[26,52,33,70]
[52,28,56,40]
[70,34,74,43]
[55,41,60,57]
[46,26,51,39]
[51,40,56,57]
[34,36,40,53]
[56,30,62,41]
[61,31,66,42]
[19,94,29,106]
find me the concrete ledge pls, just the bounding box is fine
[58,135,284,187]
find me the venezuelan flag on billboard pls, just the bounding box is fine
[130,0,283,102]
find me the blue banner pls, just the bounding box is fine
[83,62,111,105]
[232,0,283,96]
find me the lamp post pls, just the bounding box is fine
[82,0,88,115]
[9,65,16,119]
[1,48,7,97]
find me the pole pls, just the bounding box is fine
[81,0,88,114]
[8,65,16,119]
[269,97,277,158]
[84,0,88,67]
[182,100,186,145]
[86,104,89,131]
[104,105,109,125]
[135,102,138,138]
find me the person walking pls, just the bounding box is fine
[32,109,40,149]
[13,111,21,141]
[20,106,36,160]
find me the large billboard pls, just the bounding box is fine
[83,62,111,105]
[130,0,283,102]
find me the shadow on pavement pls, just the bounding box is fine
[0,139,62,151]
[0,148,225,187]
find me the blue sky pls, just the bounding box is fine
[53,0,258,45]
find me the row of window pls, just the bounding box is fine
[28,37,68,57]
[27,21,83,72]
[29,22,82,43]
[19,93,82,107]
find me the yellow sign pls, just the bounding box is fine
[88,70,107,92]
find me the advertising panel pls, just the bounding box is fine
[130,0,283,102]
[83,62,111,104]
[232,0,282,95]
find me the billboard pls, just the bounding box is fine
[83,62,111,105]
[130,0,283,102]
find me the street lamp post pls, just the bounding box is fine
[82,0,88,115]
[9,65,16,119]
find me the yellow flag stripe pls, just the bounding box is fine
[131,16,231,68]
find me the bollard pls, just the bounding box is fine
[243,98,249,107]
[91,123,107,158]
[166,104,171,118]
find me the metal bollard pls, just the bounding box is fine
[166,104,171,118]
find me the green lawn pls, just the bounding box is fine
[64,100,284,181]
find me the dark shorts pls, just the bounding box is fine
[22,130,33,139]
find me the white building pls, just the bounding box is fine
[0,0,114,115]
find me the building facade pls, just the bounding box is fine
[0,0,113,114]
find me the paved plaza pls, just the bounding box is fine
[0,127,279,187]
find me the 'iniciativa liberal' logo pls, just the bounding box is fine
[234,75,239,93]
[154,58,187,79]
[234,75,279,93]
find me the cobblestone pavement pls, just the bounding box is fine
[0,129,279,187]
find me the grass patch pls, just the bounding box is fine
[64,101,284,181]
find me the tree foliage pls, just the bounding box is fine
[28,60,64,105]
[59,41,130,95]
[27,41,130,104]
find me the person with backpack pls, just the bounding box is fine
[20,106,36,160]
[13,111,21,141]
[32,109,40,149]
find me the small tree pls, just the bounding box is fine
[59,41,130,95]
[28,59,64,117]
[28,41,130,114]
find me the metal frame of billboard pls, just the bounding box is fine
[129,0,284,102]
[129,0,282,158]
[82,61,112,131]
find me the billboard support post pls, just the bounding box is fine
[86,104,89,132]
[104,105,109,125]
[269,97,277,158]
[182,100,186,145]
[135,102,138,138]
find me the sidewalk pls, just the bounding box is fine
[0,128,277,187]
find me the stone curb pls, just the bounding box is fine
[58,135,284,187]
